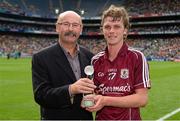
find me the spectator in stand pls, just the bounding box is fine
[31,11,96,120]
[0,35,179,59]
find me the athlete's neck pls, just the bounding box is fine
[108,41,123,61]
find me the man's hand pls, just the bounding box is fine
[69,78,96,95]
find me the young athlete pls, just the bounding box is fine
[85,5,151,120]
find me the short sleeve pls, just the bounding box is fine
[134,52,151,89]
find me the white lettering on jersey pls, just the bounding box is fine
[108,68,117,72]
[98,83,131,94]
[107,68,117,80]
[98,72,104,77]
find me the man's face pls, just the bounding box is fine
[56,14,82,44]
[102,16,127,46]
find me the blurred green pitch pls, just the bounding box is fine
[0,58,179,120]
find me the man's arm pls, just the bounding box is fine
[32,54,72,109]
[32,53,96,109]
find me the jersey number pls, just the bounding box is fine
[108,72,116,80]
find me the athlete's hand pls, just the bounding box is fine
[85,95,105,112]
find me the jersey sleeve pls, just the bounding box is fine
[91,56,99,87]
[134,52,151,89]
[91,53,104,94]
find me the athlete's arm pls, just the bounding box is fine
[86,88,148,112]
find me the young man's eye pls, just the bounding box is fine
[114,25,121,29]
[104,26,111,30]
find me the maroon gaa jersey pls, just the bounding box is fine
[91,42,151,120]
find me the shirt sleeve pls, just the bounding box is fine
[134,52,151,89]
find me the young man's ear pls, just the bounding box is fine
[123,29,128,40]
[124,28,128,34]
[100,26,103,34]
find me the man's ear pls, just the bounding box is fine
[80,24,83,34]
[56,23,59,33]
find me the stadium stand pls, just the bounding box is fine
[0,0,179,61]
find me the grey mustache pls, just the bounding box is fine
[64,31,77,37]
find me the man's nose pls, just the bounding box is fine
[68,24,73,30]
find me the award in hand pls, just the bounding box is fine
[82,65,95,107]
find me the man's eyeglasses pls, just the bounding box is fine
[57,22,81,29]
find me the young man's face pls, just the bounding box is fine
[102,16,127,46]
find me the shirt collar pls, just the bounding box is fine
[104,42,128,60]
[60,44,80,57]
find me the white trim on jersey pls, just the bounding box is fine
[129,108,132,120]
[91,51,105,65]
[128,47,138,59]
[128,48,150,88]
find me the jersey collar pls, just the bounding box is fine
[104,42,128,60]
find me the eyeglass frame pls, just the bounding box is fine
[57,22,82,29]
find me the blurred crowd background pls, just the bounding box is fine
[0,0,179,61]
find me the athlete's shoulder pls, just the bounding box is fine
[91,51,105,65]
[127,47,145,60]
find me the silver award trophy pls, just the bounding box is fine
[82,65,95,107]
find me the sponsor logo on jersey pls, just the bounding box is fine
[98,72,104,77]
[98,83,131,94]
[120,69,129,79]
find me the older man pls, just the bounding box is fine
[32,11,95,120]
